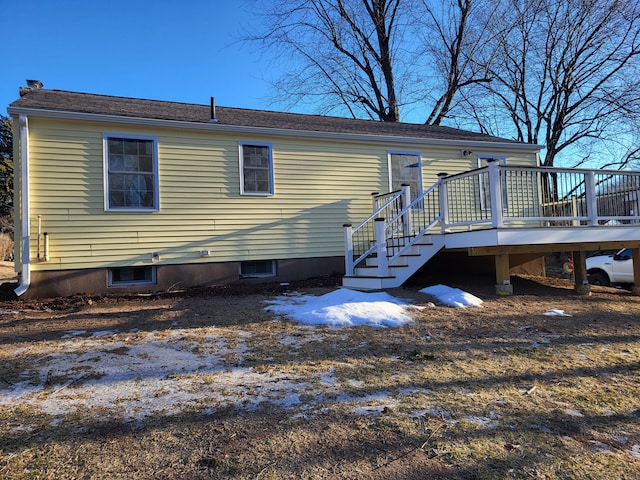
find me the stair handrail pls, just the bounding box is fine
[385,179,444,265]
[344,189,405,276]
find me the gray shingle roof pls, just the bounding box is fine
[10,88,525,145]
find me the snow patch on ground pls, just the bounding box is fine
[265,288,419,327]
[1,285,483,425]
[544,309,572,316]
[420,284,483,308]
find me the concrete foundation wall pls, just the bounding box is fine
[21,250,546,299]
[24,256,345,298]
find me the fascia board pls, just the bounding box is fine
[7,106,546,153]
[444,226,640,250]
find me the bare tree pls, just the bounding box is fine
[464,0,640,167]
[245,0,498,124]
[415,0,497,125]
[245,0,406,121]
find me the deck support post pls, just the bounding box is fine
[572,250,591,295]
[631,248,640,296]
[494,252,513,295]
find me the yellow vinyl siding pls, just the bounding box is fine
[24,117,537,271]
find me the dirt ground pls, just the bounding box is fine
[0,272,639,479]
[0,261,15,281]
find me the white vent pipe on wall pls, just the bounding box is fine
[43,233,49,262]
[37,215,41,260]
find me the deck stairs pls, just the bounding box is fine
[342,233,445,290]
[342,181,445,290]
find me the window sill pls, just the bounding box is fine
[105,207,160,212]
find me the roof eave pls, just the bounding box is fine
[7,106,545,152]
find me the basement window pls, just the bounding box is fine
[240,260,276,277]
[108,266,156,286]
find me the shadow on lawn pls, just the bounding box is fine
[1,300,639,376]
[1,390,638,479]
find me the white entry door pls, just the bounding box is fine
[389,152,422,203]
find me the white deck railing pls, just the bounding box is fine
[344,162,640,276]
[442,162,640,230]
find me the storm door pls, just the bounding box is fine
[389,152,422,204]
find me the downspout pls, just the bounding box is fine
[14,115,30,296]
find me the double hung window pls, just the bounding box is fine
[239,142,274,195]
[104,135,159,210]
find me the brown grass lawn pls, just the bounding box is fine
[0,274,639,479]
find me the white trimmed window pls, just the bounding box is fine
[239,142,274,195]
[104,134,159,210]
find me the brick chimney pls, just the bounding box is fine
[20,79,44,96]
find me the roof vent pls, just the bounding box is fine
[20,79,44,97]
[210,97,218,123]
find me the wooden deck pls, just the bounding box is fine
[343,162,640,294]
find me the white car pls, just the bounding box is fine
[586,248,634,286]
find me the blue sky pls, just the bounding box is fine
[0,0,278,115]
